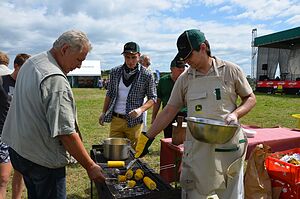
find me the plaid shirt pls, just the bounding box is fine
[103,64,157,127]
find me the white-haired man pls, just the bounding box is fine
[2,30,105,198]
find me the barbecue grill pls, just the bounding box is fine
[90,144,181,199]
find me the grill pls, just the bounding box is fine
[90,144,181,199]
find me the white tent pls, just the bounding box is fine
[67,60,101,76]
[67,60,101,87]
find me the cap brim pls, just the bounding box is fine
[176,49,192,61]
[121,50,139,55]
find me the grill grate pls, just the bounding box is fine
[90,145,181,199]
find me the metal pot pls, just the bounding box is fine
[102,138,130,160]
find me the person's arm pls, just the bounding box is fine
[235,93,256,118]
[99,95,111,125]
[225,93,256,124]
[151,98,161,124]
[129,99,155,119]
[134,104,179,158]
[147,104,179,138]
[130,69,157,118]
[59,133,105,183]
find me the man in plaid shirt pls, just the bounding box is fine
[99,42,157,148]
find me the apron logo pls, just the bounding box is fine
[195,104,202,112]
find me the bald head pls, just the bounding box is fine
[139,54,151,68]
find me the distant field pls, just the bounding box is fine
[6,89,300,198]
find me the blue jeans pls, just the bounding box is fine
[9,148,66,199]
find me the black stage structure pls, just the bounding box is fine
[253,27,300,94]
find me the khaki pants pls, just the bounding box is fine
[110,116,142,148]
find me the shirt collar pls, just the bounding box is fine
[187,56,225,76]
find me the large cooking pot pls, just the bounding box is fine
[103,138,131,160]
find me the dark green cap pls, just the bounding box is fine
[176,29,206,60]
[122,42,140,54]
[170,56,186,68]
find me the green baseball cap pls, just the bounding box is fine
[122,42,140,54]
[176,29,206,60]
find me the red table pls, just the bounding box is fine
[160,127,300,183]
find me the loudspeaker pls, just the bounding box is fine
[262,64,268,70]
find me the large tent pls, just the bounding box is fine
[254,27,300,81]
[67,60,101,87]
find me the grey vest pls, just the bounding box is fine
[2,51,74,168]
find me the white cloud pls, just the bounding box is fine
[0,0,298,74]
[218,5,234,13]
[229,0,300,22]
[286,15,300,25]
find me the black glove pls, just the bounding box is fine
[135,132,154,158]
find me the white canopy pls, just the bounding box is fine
[67,60,101,76]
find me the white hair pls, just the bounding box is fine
[53,30,92,52]
[140,54,150,61]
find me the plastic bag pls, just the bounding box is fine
[244,144,272,199]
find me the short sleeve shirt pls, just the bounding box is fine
[41,75,76,137]
[168,57,253,110]
[2,52,76,168]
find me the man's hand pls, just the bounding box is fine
[87,163,105,183]
[135,132,154,158]
[225,112,238,125]
[129,108,143,119]
[99,113,105,126]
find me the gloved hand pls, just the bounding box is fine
[225,112,238,125]
[135,132,154,158]
[129,108,143,119]
[99,112,105,126]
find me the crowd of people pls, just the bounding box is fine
[0,28,256,199]
[97,78,109,90]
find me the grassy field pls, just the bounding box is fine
[6,89,300,198]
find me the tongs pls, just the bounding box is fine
[126,159,137,170]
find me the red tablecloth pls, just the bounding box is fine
[160,127,300,183]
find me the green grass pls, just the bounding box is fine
[239,92,300,128]
[5,89,300,198]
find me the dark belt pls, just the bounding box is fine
[112,112,126,119]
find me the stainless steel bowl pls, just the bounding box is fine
[186,117,239,144]
[103,138,131,160]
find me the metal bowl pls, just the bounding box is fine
[186,117,239,144]
[102,138,131,160]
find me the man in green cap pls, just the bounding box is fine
[135,29,256,198]
[99,42,157,148]
[151,56,187,138]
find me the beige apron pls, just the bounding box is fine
[180,61,247,199]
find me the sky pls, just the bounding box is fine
[1,0,300,75]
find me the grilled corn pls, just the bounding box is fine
[127,180,136,188]
[143,176,157,190]
[117,175,127,183]
[125,169,134,179]
[107,161,125,168]
[134,169,144,181]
